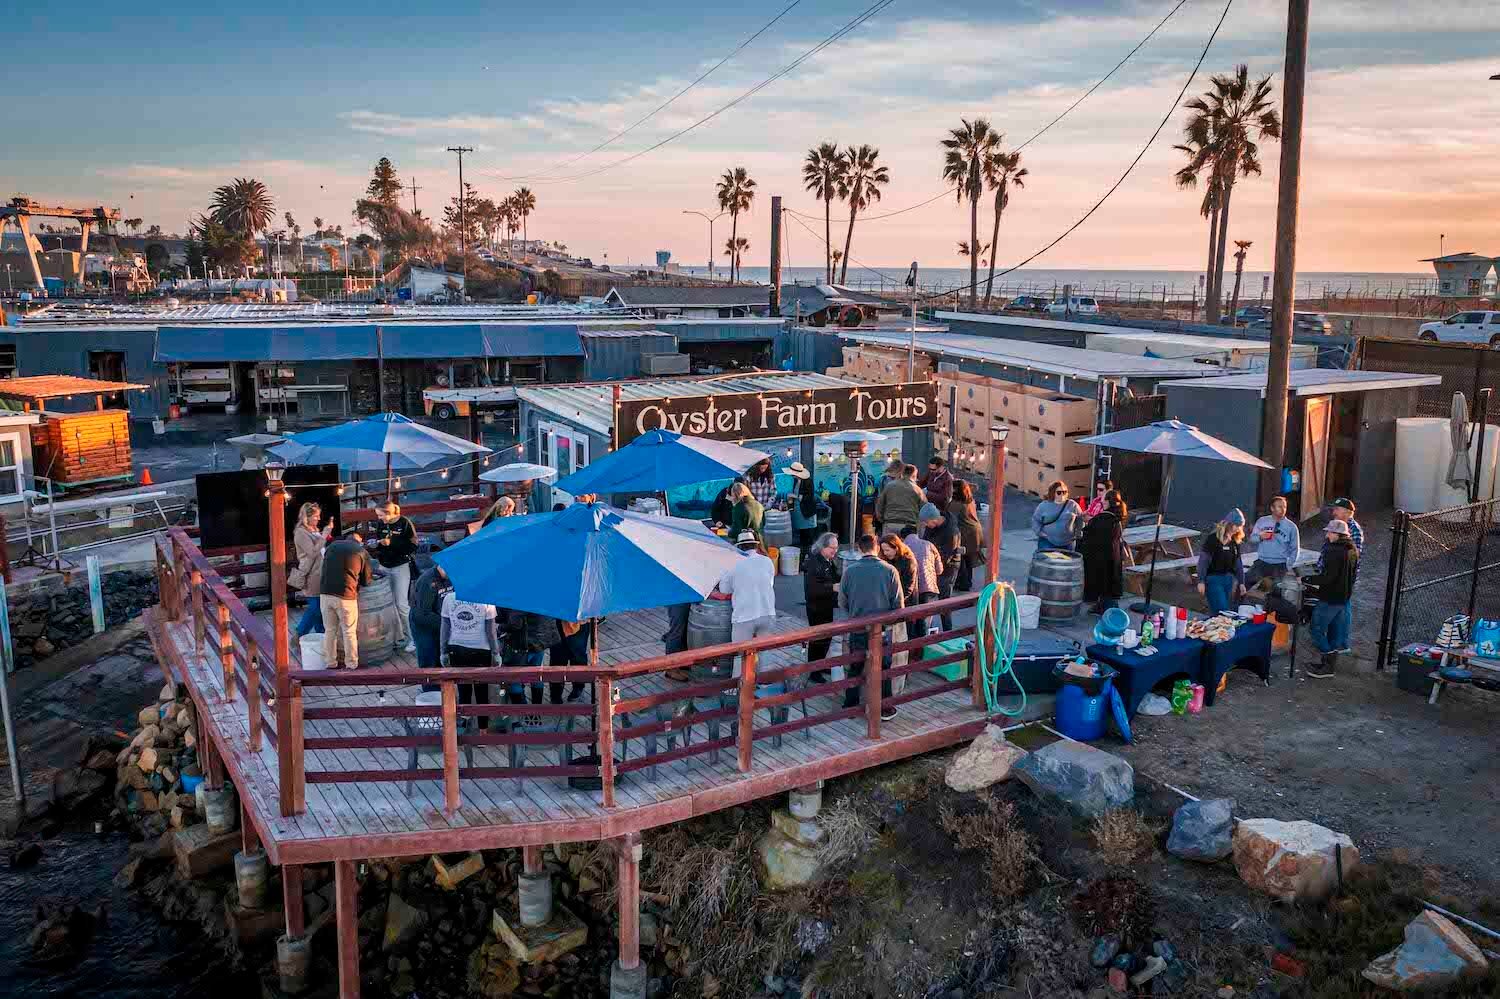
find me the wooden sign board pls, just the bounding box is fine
[613,380,937,447]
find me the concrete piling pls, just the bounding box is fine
[518,871,553,927]
[233,849,270,910]
[788,781,823,819]
[275,934,311,994]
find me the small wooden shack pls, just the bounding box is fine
[0,375,148,489]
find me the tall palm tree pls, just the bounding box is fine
[837,144,890,285]
[512,187,537,249]
[1178,65,1280,323]
[313,216,325,237]
[802,143,846,283]
[981,148,1027,306]
[1174,125,1224,322]
[1228,239,1252,321]
[724,236,750,280]
[715,167,756,283]
[210,178,275,238]
[942,119,1001,309]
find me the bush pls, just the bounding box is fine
[938,791,1039,901]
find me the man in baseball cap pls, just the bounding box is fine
[1328,498,1363,557]
[1305,519,1358,677]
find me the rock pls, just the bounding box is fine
[1166,798,1235,861]
[9,842,42,869]
[172,824,239,879]
[757,828,824,889]
[1153,939,1178,963]
[795,917,831,955]
[159,682,177,703]
[577,874,601,893]
[137,706,159,728]
[384,893,427,951]
[53,769,107,811]
[945,724,1028,792]
[33,637,54,657]
[130,725,158,749]
[1091,934,1121,967]
[137,747,160,773]
[1107,967,1128,993]
[1231,819,1359,901]
[1014,740,1134,818]
[1362,910,1489,992]
[84,750,116,772]
[170,806,191,830]
[183,729,196,749]
[639,911,659,949]
[1130,955,1166,986]
[120,765,148,791]
[466,941,522,998]
[770,809,826,848]
[115,857,146,888]
[1217,988,1235,998]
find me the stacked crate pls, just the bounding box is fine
[933,375,1099,495]
[1023,393,1095,498]
[840,345,933,384]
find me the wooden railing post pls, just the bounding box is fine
[736,650,758,773]
[864,623,884,739]
[597,678,616,809]
[246,636,263,752]
[971,600,987,709]
[217,601,235,701]
[279,680,305,817]
[441,681,460,816]
[190,568,205,659]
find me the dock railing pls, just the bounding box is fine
[158,524,984,822]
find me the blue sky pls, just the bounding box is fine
[5,1,1497,271]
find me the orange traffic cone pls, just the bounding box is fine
[140,467,153,486]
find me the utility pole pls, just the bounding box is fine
[1259,0,1310,500]
[409,178,422,215]
[682,210,725,280]
[446,146,474,303]
[768,196,782,316]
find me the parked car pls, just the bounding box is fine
[1003,295,1050,313]
[1246,312,1334,336]
[1045,296,1100,316]
[1234,305,1269,325]
[1417,310,1500,346]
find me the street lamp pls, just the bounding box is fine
[682,210,726,279]
[986,424,1010,585]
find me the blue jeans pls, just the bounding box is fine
[295,596,324,637]
[1309,601,1351,654]
[507,650,546,703]
[410,616,441,668]
[1203,574,1236,614]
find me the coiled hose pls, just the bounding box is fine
[974,581,1026,716]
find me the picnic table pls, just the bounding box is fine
[1121,523,1200,566]
[1427,646,1500,705]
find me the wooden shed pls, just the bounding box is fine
[0,375,148,489]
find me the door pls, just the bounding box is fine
[1301,395,1331,520]
[87,351,127,408]
[540,421,589,503]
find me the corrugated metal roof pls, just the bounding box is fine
[605,285,771,307]
[577,328,676,339]
[517,372,857,435]
[843,329,1233,380]
[1160,368,1443,396]
[155,325,379,362]
[18,301,640,327]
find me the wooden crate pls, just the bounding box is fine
[1004,452,1026,490]
[1024,393,1096,436]
[31,409,132,484]
[1028,430,1093,468]
[1024,458,1091,499]
[990,385,1034,425]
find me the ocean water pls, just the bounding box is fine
[668,265,1438,300]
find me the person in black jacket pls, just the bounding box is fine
[921,503,962,632]
[1306,520,1358,677]
[503,609,562,704]
[710,477,745,526]
[409,564,450,668]
[1079,490,1126,614]
[369,500,419,652]
[802,533,841,680]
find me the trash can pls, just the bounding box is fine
[1053,663,1117,742]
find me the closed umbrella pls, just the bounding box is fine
[1078,420,1272,612]
[270,412,491,496]
[1446,391,1472,494]
[551,430,766,496]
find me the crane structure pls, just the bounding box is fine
[0,197,122,292]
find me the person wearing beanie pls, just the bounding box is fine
[1306,519,1358,677]
[919,456,954,510]
[1196,509,1248,613]
[921,501,963,632]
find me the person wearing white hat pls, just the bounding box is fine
[717,531,779,651]
[1305,519,1358,677]
[787,460,820,552]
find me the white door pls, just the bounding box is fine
[539,421,589,503]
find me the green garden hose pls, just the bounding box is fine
[974,581,1026,716]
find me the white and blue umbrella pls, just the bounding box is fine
[433,501,746,623]
[271,412,490,472]
[552,430,766,496]
[1078,420,1271,611]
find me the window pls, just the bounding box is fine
[0,346,15,381]
[0,433,23,500]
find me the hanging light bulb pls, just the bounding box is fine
[393,477,403,489]
[335,484,346,496]
[440,468,450,480]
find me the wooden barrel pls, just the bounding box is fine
[687,597,735,682]
[762,508,794,547]
[1026,550,1084,620]
[356,573,402,664]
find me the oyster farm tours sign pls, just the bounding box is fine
[613,381,937,447]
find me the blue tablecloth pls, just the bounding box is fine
[1200,621,1274,704]
[1086,637,1205,718]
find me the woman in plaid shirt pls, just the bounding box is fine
[745,457,778,507]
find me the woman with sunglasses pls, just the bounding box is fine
[1031,480,1083,553]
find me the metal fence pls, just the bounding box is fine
[1377,498,1500,667]
[1357,337,1500,420]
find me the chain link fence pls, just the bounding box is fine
[1378,498,1500,666]
[1358,337,1500,420]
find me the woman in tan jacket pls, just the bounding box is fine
[290,501,330,637]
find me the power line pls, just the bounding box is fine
[522,0,900,185]
[785,0,1195,226]
[495,1,804,182]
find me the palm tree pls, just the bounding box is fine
[1228,239,1252,321]
[313,216,325,238]
[802,143,847,283]
[1178,65,1280,323]
[124,217,143,236]
[1174,125,1224,322]
[957,240,991,269]
[831,249,844,276]
[724,236,750,279]
[942,119,1001,310]
[210,178,275,238]
[837,144,890,285]
[980,148,1027,307]
[512,187,537,249]
[715,167,756,283]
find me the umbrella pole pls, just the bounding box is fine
[386,453,393,501]
[1132,456,1173,615]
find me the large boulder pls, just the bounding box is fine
[758,809,827,889]
[1362,910,1489,992]
[1231,818,1359,901]
[1014,740,1134,818]
[1166,798,1235,861]
[383,892,427,951]
[946,725,1028,793]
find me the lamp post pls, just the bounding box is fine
[264,461,297,815]
[986,425,1009,584]
[681,210,726,279]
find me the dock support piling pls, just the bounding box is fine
[334,859,360,999]
[518,843,553,927]
[610,832,646,999]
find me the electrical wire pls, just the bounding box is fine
[521,0,899,185]
[494,0,804,181]
[784,0,1196,226]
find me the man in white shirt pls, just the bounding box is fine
[440,590,499,729]
[717,530,778,646]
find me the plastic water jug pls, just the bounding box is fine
[1473,619,1500,657]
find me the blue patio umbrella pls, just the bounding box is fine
[1077,420,1271,611]
[270,412,491,494]
[552,430,767,496]
[432,500,746,624]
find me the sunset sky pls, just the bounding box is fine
[6,0,1497,273]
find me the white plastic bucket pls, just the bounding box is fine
[299,634,327,671]
[779,546,800,576]
[1016,594,1042,630]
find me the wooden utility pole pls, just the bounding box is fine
[408,177,422,215]
[1259,0,1310,498]
[446,146,474,303]
[768,196,782,317]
